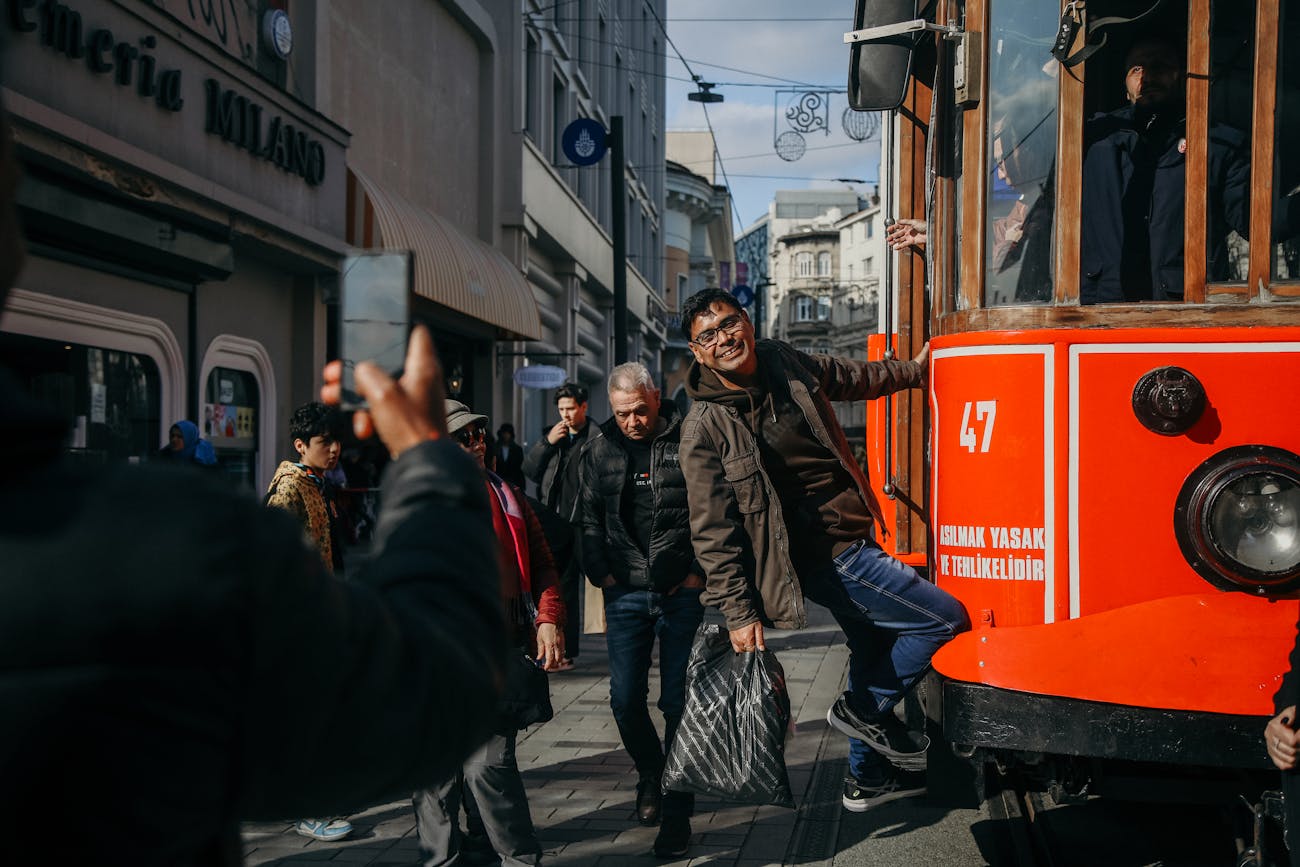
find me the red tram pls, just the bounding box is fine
[848,0,1300,827]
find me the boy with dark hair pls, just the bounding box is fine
[267,402,347,577]
[266,401,352,842]
[677,288,970,812]
[523,381,594,669]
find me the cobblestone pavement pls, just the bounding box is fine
[242,606,852,867]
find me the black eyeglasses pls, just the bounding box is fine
[690,314,746,348]
[456,427,485,446]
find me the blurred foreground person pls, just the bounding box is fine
[413,400,565,867]
[0,74,505,864]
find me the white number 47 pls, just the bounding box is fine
[959,400,997,453]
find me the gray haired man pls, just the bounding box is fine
[577,362,703,859]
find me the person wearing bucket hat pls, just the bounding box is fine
[412,399,565,867]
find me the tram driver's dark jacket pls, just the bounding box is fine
[1276,618,1300,714]
[1080,104,1249,304]
[0,368,505,866]
[680,340,923,633]
[577,404,698,593]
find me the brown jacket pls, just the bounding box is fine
[680,341,923,631]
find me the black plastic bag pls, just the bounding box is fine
[662,623,794,807]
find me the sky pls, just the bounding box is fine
[663,0,883,236]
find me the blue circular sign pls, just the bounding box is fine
[562,118,608,166]
[731,283,754,308]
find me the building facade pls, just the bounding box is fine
[494,0,668,443]
[1,0,348,492]
[662,130,733,411]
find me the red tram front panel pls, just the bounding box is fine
[929,329,1300,719]
[930,344,1057,628]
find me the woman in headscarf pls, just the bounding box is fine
[157,420,217,467]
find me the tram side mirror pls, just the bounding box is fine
[846,0,919,111]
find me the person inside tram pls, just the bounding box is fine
[1080,36,1251,304]
[989,91,1056,304]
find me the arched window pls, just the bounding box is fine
[794,252,813,278]
[817,251,832,277]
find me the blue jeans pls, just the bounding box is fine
[802,540,970,780]
[603,584,705,817]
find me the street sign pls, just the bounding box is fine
[561,118,608,166]
[732,283,754,308]
[513,364,570,390]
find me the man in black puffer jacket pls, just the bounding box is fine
[578,362,703,860]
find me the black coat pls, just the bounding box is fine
[578,406,697,592]
[1080,105,1249,303]
[494,441,526,489]
[522,420,593,521]
[0,368,504,866]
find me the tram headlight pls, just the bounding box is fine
[1175,446,1300,594]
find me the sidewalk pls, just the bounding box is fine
[242,606,852,866]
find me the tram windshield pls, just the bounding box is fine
[943,0,1300,310]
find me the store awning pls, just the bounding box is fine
[347,167,541,340]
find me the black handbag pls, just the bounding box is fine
[500,649,553,729]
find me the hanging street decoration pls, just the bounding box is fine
[771,89,876,162]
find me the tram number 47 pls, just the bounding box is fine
[959,400,997,453]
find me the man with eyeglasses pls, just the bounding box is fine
[677,288,970,813]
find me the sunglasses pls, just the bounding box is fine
[456,427,486,446]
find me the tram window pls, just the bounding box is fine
[982,0,1057,308]
[1274,3,1300,281]
[1206,3,1255,284]
[1077,3,1251,304]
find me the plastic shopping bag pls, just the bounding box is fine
[661,623,794,807]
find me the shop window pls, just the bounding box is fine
[0,332,160,464]
[204,367,259,492]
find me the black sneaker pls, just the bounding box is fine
[826,693,930,771]
[842,770,927,812]
[653,815,691,858]
[636,777,662,826]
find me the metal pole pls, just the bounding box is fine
[610,116,628,364]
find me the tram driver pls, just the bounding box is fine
[1079,37,1251,304]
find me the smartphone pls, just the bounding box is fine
[338,251,413,409]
